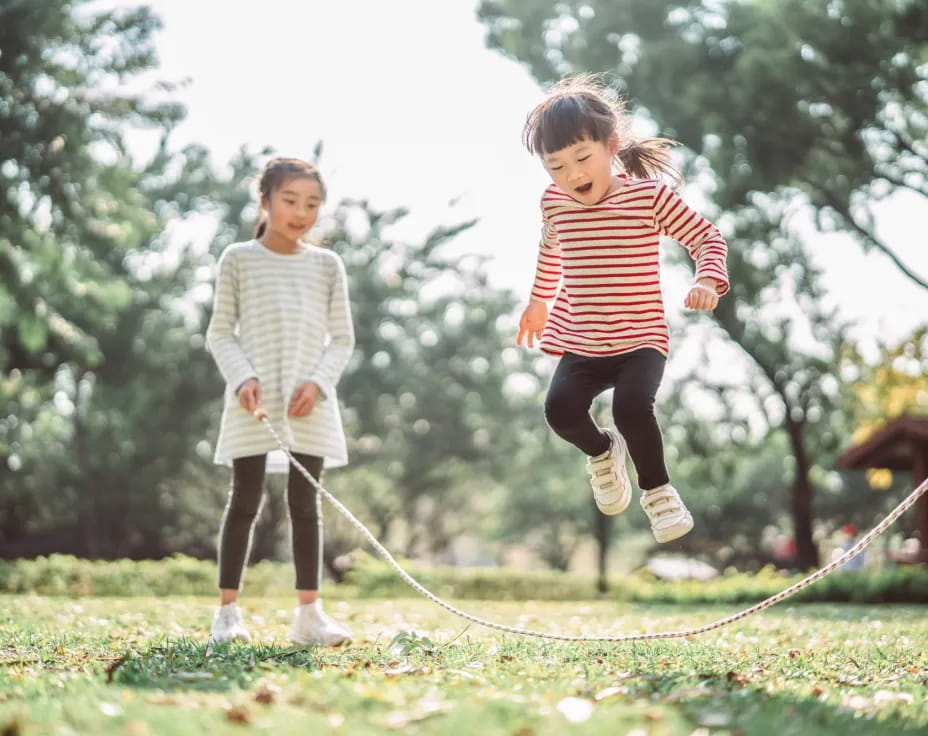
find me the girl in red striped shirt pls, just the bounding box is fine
[517,76,729,543]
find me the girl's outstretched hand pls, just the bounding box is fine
[684,278,721,311]
[289,381,322,418]
[238,378,261,413]
[517,300,548,348]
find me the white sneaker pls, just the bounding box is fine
[586,428,632,515]
[640,484,694,543]
[290,601,352,647]
[210,602,251,644]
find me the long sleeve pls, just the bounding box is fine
[205,249,258,393]
[653,183,730,295]
[308,254,355,400]
[529,204,563,301]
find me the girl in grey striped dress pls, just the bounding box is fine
[205,158,356,647]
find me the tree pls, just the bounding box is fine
[0,0,256,557]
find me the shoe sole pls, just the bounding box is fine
[653,513,694,543]
[596,483,631,515]
[290,635,351,648]
[208,634,251,644]
[595,431,632,515]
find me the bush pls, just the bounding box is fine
[1,554,926,604]
[0,555,294,596]
[343,551,598,601]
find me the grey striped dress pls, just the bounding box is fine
[206,240,355,469]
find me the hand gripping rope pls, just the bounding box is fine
[254,408,928,642]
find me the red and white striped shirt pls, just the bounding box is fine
[530,175,729,358]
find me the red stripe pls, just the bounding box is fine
[571,291,661,298]
[559,233,657,244]
[545,323,670,343]
[563,274,661,285]
[547,312,666,328]
[553,306,665,318]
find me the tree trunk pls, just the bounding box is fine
[73,406,101,558]
[593,504,611,593]
[784,416,819,570]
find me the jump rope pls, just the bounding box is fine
[253,407,928,642]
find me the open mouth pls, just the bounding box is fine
[575,183,593,195]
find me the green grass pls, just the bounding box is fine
[1,595,927,735]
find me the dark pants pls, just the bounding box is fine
[544,347,669,491]
[217,453,324,590]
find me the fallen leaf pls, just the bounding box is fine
[874,691,914,704]
[99,702,121,717]
[172,671,214,681]
[384,665,421,677]
[726,671,751,686]
[226,706,251,724]
[593,686,624,701]
[253,682,280,705]
[556,697,593,724]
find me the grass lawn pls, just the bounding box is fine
[1,595,926,735]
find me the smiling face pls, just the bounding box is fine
[542,134,619,205]
[261,176,323,242]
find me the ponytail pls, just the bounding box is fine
[254,217,267,238]
[617,138,682,186]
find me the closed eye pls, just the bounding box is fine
[577,155,591,162]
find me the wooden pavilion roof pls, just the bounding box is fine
[837,416,928,471]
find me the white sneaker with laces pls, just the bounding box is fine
[290,601,352,647]
[640,484,694,543]
[210,602,251,644]
[586,428,632,515]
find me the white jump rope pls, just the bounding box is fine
[254,408,928,642]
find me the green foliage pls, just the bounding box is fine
[623,565,928,604]
[5,554,926,604]
[346,556,928,604]
[0,554,291,597]
[0,1,277,559]
[344,554,600,601]
[388,630,438,657]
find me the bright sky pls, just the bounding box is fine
[121,0,923,371]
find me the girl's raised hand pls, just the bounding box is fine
[684,279,720,311]
[289,381,322,418]
[237,378,261,413]
[517,300,548,348]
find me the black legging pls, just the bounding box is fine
[217,453,323,590]
[544,347,669,491]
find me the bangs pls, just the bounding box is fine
[527,95,614,155]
